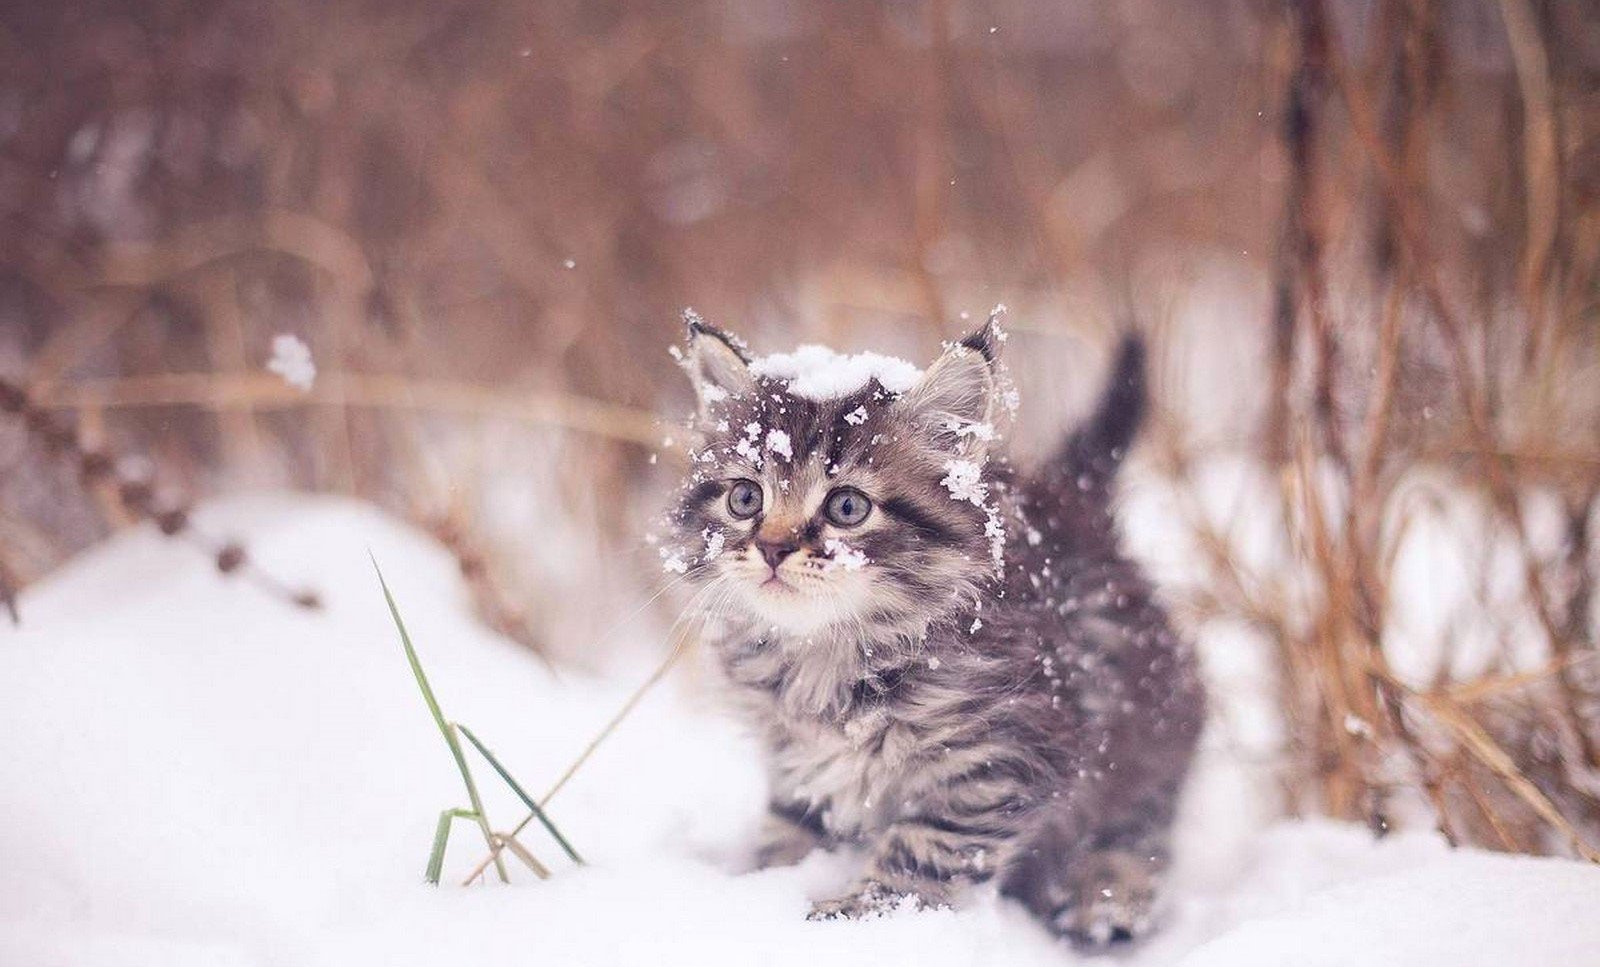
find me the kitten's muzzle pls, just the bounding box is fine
[755,538,801,570]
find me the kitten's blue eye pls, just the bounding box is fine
[823,487,871,527]
[727,479,763,519]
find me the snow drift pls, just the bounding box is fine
[1,495,1596,966]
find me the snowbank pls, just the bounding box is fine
[2,495,1596,966]
[1181,838,1600,967]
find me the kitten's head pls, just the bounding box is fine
[665,312,1009,639]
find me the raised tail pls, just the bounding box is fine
[1054,332,1147,491]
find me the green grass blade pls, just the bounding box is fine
[373,556,509,883]
[458,723,585,865]
[373,554,451,736]
[427,808,477,884]
[446,722,509,883]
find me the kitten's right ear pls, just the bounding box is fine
[680,309,755,409]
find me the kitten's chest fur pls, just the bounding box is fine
[717,628,928,837]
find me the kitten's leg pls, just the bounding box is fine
[1003,784,1180,947]
[807,774,1028,919]
[753,800,829,870]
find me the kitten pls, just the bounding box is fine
[665,311,1204,946]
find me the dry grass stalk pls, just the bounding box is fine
[37,372,664,451]
[1196,0,1600,859]
[0,374,321,612]
[1493,0,1561,341]
[1423,694,1600,862]
[1327,9,1599,775]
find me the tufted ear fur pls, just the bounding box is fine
[897,316,1003,455]
[680,310,755,411]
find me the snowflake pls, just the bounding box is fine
[766,428,793,461]
[844,405,869,426]
[988,302,1009,334]
[702,529,725,562]
[985,511,1006,548]
[823,538,868,571]
[662,554,688,575]
[940,459,988,505]
[734,436,763,466]
[947,419,996,442]
[266,334,316,392]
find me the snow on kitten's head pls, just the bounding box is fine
[665,309,1009,639]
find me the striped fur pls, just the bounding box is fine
[664,318,1204,946]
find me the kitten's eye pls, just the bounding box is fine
[727,479,764,519]
[823,487,872,527]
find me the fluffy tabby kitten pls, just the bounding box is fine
[664,311,1204,946]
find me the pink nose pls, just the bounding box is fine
[756,540,799,569]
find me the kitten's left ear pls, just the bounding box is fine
[898,315,1004,451]
[956,313,1004,365]
[680,310,755,409]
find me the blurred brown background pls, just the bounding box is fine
[4,0,1600,860]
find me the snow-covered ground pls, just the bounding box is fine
[3,495,1598,966]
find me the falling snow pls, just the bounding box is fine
[1343,713,1374,738]
[265,334,316,392]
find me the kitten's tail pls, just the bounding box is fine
[1052,332,1147,493]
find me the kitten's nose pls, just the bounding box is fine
[756,539,799,570]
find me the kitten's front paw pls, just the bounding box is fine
[1052,851,1159,948]
[808,881,900,921]
[807,880,947,921]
